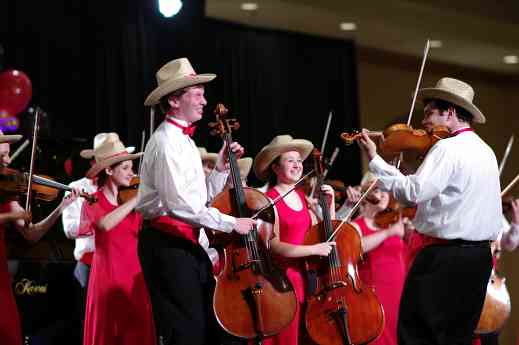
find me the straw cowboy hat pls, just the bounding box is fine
[417,77,486,124]
[86,133,143,178]
[198,147,218,163]
[238,157,253,178]
[0,130,22,144]
[144,58,216,106]
[253,135,314,181]
[80,134,135,159]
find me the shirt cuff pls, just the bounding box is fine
[219,212,236,233]
[368,155,388,175]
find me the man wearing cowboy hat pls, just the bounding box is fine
[137,57,255,345]
[357,77,501,345]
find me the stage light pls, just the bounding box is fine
[339,22,357,31]
[503,55,518,64]
[159,0,183,18]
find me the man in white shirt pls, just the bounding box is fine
[137,58,255,345]
[357,77,501,345]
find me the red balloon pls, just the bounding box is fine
[0,69,32,116]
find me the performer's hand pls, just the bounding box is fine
[511,198,519,225]
[320,184,335,205]
[5,210,31,223]
[358,129,378,161]
[345,185,361,207]
[62,188,81,208]
[216,141,245,172]
[233,218,256,234]
[310,242,336,256]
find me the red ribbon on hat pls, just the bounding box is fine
[166,117,196,137]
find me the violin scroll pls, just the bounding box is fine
[208,103,240,138]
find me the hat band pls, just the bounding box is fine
[97,150,130,162]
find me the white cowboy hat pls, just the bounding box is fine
[0,130,22,144]
[253,135,314,181]
[198,147,218,163]
[86,133,142,178]
[144,58,216,106]
[80,133,135,159]
[417,77,486,124]
[237,157,253,178]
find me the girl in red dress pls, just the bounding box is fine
[0,132,80,345]
[253,135,336,345]
[352,173,407,345]
[78,133,155,345]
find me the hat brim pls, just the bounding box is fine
[417,88,486,124]
[144,74,216,106]
[81,146,135,159]
[0,134,22,144]
[238,157,253,178]
[200,152,218,163]
[86,152,143,179]
[253,140,314,181]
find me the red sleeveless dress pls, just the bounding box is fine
[79,190,155,345]
[263,187,311,345]
[353,216,406,345]
[0,202,22,345]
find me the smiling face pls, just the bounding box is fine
[168,85,207,123]
[272,151,304,185]
[106,160,135,187]
[0,143,11,167]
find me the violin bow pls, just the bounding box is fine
[9,139,30,163]
[251,169,315,220]
[498,134,514,178]
[326,178,378,242]
[138,129,146,174]
[24,107,42,214]
[309,111,333,198]
[502,172,519,197]
[396,39,431,169]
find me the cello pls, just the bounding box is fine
[304,149,385,345]
[210,104,297,343]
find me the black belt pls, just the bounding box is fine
[446,239,491,247]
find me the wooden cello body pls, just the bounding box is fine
[209,104,297,342]
[304,221,385,345]
[304,149,384,345]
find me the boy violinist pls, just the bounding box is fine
[357,77,501,345]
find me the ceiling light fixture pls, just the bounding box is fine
[241,3,259,11]
[503,55,519,64]
[429,40,443,48]
[158,0,183,18]
[339,22,357,31]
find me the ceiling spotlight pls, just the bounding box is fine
[339,22,357,31]
[503,55,519,64]
[429,40,443,48]
[158,0,183,18]
[241,2,259,11]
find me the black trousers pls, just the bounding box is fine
[398,242,493,345]
[138,226,245,345]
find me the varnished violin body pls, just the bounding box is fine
[379,124,450,158]
[118,176,139,204]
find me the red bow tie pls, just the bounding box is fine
[166,118,197,137]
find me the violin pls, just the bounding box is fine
[0,166,96,203]
[118,176,139,204]
[374,196,417,228]
[209,104,296,343]
[304,149,384,345]
[341,124,450,158]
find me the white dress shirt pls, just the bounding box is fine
[62,177,97,261]
[369,130,502,241]
[136,118,236,232]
